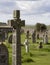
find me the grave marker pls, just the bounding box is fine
[32,30,36,43]
[24,39,29,53]
[43,31,48,44]
[24,30,30,53]
[0,43,9,65]
[8,10,25,65]
[39,42,43,48]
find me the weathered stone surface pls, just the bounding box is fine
[26,30,29,39]
[0,26,13,42]
[43,34,48,44]
[0,43,9,65]
[37,33,39,39]
[13,10,20,19]
[0,31,5,42]
[8,10,25,65]
[32,31,36,43]
[24,39,29,53]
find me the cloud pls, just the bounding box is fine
[0,0,50,25]
[0,1,17,14]
[16,0,39,1]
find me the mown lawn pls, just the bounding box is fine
[5,33,50,65]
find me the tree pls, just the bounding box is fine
[40,24,47,32]
[35,23,47,32]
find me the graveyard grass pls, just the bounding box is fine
[5,33,50,65]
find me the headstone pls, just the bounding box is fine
[37,33,39,39]
[24,39,29,53]
[32,31,36,43]
[43,34,48,44]
[39,42,43,48]
[0,43,9,65]
[24,30,30,53]
[43,31,48,44]
[26,30,29,39]
[8,10,25,65]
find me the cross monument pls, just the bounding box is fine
[8,10,25,65]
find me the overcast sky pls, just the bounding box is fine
[0,0,50,25]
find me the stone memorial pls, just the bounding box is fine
[0,23,12,65]
[26,30,29,39]
[43,34,48,44]
[39,42,43,48]
[24,39,29,53]
[37,33,39,39]
[8,10,25,65]
[32,30,36,43]
[0,43,9,65]
[24,30,30,53]
[43,31,48,44]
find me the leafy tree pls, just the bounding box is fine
[40,24,47,32]
[35,23,47,32]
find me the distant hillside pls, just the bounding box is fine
[24,25,35,29]
[24,25,50,30]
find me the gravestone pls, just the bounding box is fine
[43,34,48,44]
[24,30,29,53]
[39,42,43,48]
[0,43,9,65]
[43,31,48,44]
[24,39,29,53]
[8,10,25,65]
[26,30,29,39]
[37,33,39,39]
[32,30,36,43]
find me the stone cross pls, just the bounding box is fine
[8,10,25,65]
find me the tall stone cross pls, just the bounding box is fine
[8,10,25,65]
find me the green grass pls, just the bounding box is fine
[5,33,50,65]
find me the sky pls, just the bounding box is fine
[0,0,50,25]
